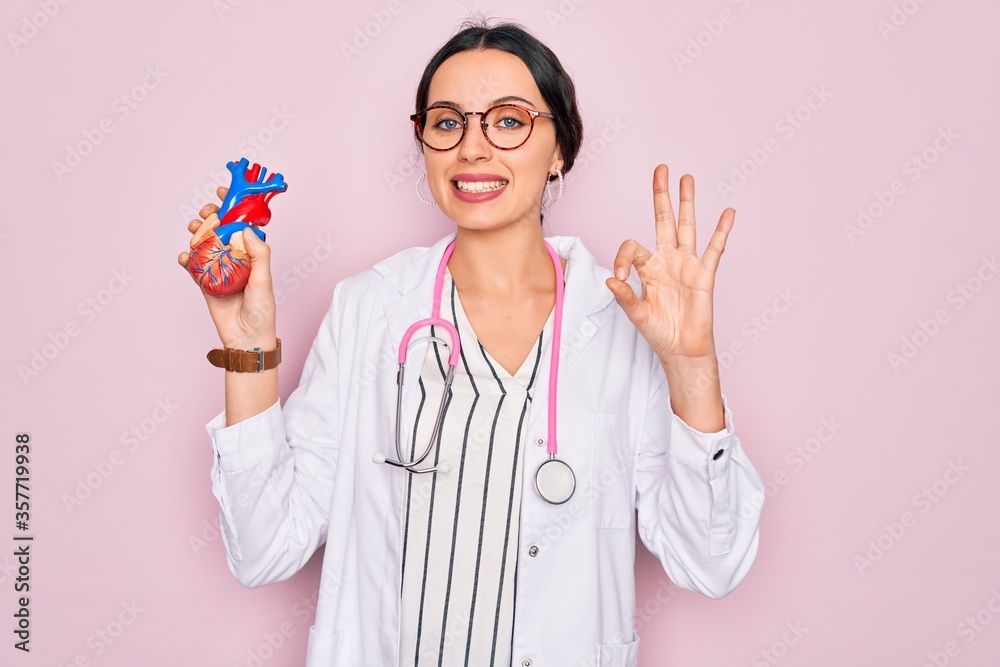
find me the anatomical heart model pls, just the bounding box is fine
[187,157,288,297]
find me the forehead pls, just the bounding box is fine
[427,48,543,109]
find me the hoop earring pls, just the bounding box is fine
[416,172,437,206]
[546,168,564,204]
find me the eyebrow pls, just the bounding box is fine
[428,95,537,109]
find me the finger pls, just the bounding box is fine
[652,164,677,249]
[677,173,696,253]
[217,185,229,201]
[178,250,189,268]
[605,276,644,325]
[701,207,735,275]
[187,219,200,234]
[611,239,652,281]
[199,203,219,220]
[190,212,221,248]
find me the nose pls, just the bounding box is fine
[456,114,492,162]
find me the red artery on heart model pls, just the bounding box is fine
[187,157,288,297]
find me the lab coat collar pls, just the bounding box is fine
[372,231,615,315]
[374,232,618,418]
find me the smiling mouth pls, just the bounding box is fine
[452,179,508,193]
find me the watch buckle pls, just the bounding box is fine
[252,347,264,372]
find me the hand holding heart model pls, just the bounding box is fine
[187,157,288,297]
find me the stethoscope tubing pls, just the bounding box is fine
[379,239,569,497]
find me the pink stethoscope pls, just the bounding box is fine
[372,239,576,505]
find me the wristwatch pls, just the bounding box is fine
[207,338,282,372]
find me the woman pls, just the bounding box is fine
[179,19,765,667]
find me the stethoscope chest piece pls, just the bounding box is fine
[534,457,576,505]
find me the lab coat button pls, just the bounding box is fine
[521,659,533,666]
[528,545,539,557]
[535,437,545,446]
[713,448,724,460]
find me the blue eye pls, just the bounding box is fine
[497,115,523,129]
[434,118,462,132]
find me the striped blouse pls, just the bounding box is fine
[397,267,555,667]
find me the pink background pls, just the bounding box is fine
[3,0,998,665]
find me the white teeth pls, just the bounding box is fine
[454,180,508,192]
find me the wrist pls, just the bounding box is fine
[221,333,278,350]
[209,337,282,373]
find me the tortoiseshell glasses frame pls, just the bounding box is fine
[409,103,556,151]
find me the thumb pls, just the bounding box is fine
[242,228,270,266]
[242,229,274,294]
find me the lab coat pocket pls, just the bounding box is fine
[591,412,632,530]
[596,635,640,666]
[305,626,351,665]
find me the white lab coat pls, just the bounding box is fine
[205,232,765,667]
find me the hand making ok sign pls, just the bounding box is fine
[605,164,735,364]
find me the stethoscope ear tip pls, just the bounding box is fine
[372,452,386,464]
[438,462,451,474]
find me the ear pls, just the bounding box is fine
[550,148,564,178]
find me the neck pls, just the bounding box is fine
[448,222,566,297]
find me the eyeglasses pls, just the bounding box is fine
[410,103,555,151]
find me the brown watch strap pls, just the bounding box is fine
[207,338,282,372]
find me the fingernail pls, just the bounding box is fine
[615,267,625,280]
